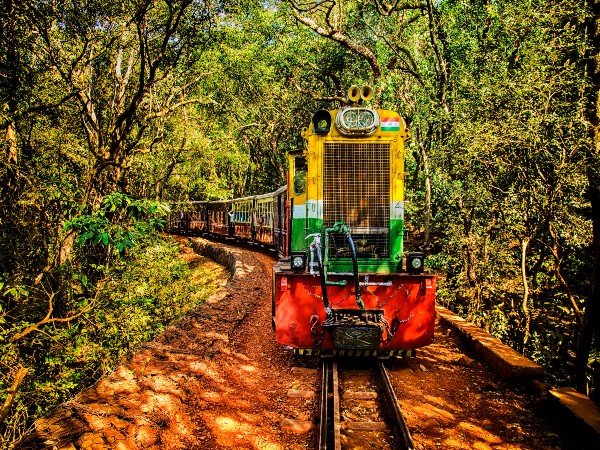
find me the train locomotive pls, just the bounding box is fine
[170,85,436,357]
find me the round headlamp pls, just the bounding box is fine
[292,256,304,268]
[290,253,306,272]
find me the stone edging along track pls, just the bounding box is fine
[436,305,600,446]
[435,305,544,384]
[189,238,237,276]
[15,237,268,450]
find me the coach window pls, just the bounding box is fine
[294,156,307,195]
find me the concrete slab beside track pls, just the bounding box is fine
[549,387,600,448]
[435,305,544,383]
[436,304,600,447]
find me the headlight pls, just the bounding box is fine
[292,256,304,267]
[406,253,424,274]
[336,106,380,136]
[312,109,332,134]
[291,253,306,272]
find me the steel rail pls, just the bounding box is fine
[318,359,331,449]
[332,361,341,450]
[378,362,415,450]
[319,360,414,449]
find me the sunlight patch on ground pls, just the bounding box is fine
[187,360,227,383]
[144,374,183,397]
[201,391,223,402]
[248,436,283,449]
[200,331,229,342]
[208,414,282,449]
[423,393,458,411]
[170,412,191,437]
[215,416,239,432]
[140,392,176,413]
[457,421,503,444]
[412,402,456,422]
[440,435,472,448]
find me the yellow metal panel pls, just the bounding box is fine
[300,108,407,226]
[391,135,405,205]
[306,134,321,202]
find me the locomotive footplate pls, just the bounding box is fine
[322,309,384,350]
[294,348,416,358]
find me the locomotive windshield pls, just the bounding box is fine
[293,155,307,195]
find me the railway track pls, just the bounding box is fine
[317,359,415,450]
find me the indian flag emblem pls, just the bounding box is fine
[381,116,400,132]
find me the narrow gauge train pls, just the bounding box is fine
[170,85,436,357]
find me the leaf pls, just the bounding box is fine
[101,233,109,245]
[81,274,88,287]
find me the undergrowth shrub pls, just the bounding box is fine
[0,233,227,447]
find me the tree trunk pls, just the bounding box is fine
[461,206,478,290]
[521,237,531,345]
[548,225,583,328]
[0,367,28,426]
[422,141,432,251]
[576,0,600,398]
[426,0,449,114]
[5,121,18,187]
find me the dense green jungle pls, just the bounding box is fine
[1,0,600,445]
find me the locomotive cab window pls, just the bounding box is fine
[293,155,307,195]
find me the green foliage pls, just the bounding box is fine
[64,193,169,255]
[420,0,592,387]
[0,235,226,446]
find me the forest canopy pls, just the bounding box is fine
[1,0,600,445]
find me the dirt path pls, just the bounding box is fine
[386,330,563,449]
[17,238,565,449]
[16,238,309,450]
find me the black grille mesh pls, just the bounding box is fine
[323,142,390,259]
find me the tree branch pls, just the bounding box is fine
[10,288,101,343]
[425,0,448,111]
[290,7,382,83]
[0,368,28,425]
[373,0,425,16]
[290,78,346,102]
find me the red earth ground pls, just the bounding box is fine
[17,237,569,449]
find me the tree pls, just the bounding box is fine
[576,0,600,401]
